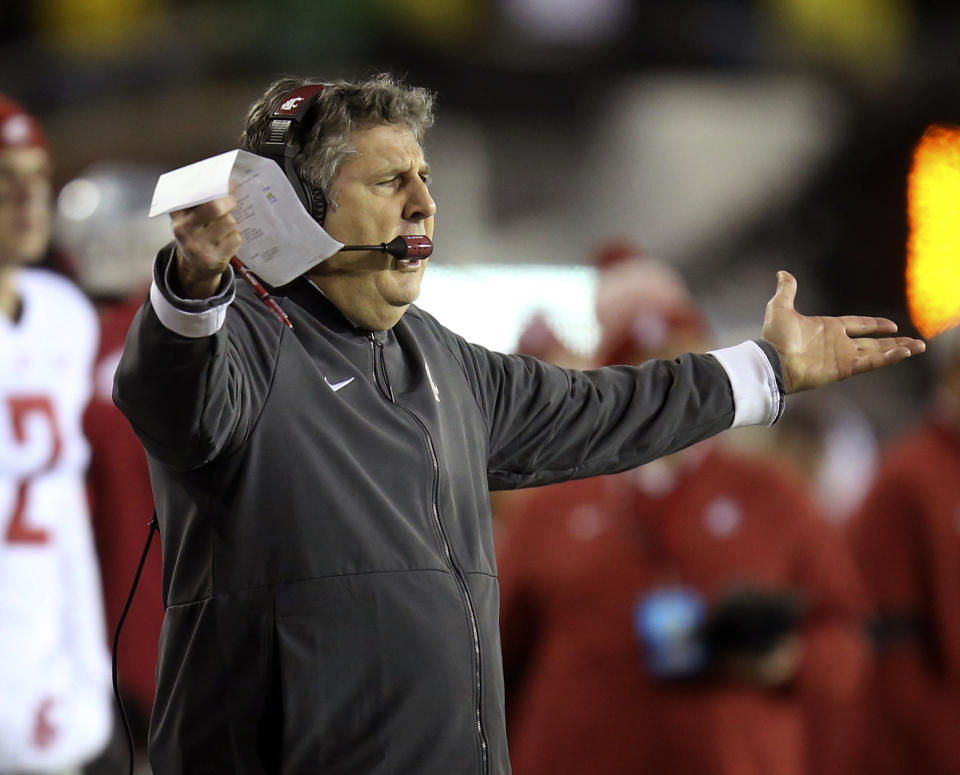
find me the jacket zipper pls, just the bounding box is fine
[368,334,490,775]
[370,334,396,403]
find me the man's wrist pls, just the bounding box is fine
[708,341,784,427]
[150,244,235,338]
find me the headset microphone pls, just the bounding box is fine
[339,235,433,259]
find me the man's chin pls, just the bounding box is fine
[391,282,423,308]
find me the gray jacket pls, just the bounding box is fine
[114,247,783,775]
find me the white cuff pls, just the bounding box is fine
[708,341,781,428]
[149,280,232,338]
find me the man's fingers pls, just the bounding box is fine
[851,336,926,372]
[851,346,913,376]
[871,336,926,357]
[174,218,240,263]
[853,336,925,354]
[170,194,242,270]
[840,316,899,336]
[202,229,242,261]
[202,212,239,245]
[171,195,237,226]
[766,270,797,311]
[896,336,926,355]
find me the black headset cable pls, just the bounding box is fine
[111,512,159,775]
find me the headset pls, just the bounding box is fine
[257,83,329,225]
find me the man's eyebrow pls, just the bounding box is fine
[370,159,431,178]
[369,160,403,178]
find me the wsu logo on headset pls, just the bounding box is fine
[280,97,304,112]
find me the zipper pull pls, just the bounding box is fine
[369,332,395,402]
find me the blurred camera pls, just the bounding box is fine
[698,586,807,657]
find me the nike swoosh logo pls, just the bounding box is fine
[325,377,355,392]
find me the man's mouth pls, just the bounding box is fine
[395,258,425,271]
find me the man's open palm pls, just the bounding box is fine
[761,271,926,393]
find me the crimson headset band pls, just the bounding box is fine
[259,83,329,225]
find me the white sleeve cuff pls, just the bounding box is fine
[150,279,232,338]
[707,341,781,428]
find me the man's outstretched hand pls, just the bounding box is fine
[761,271,926,394]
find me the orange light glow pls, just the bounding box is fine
[907,125,960,338]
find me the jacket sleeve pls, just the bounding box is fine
[112,246,283,471]
[456,339,783,490]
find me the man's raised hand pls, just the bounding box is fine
[761,270,926,393]
[170,193,241,299]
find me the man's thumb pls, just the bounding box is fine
[769,270,798,310]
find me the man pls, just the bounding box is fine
[497,249,870,775]
[113,74,923,775]
[848,327,960,775]
[0,95,113,773]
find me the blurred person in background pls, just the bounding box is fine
[498,244,870,775]
[54,161,169,761]
[0,94,113,774]
[512,310,592,372]
[848,325,960,775]
[757,390,880,775]
[765,391,878,524]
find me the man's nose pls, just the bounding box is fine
[403,178,436,222]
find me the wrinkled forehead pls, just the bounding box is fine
[344,123,427,169]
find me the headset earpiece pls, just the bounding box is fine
[303,180,327,226]
[259,83,328,225]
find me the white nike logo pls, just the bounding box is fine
[325,377,355,392]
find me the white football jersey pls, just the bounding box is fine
[0,268,112,771]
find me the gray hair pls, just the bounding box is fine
[240,73,436,209]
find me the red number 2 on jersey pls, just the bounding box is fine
[5,396,63,545]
